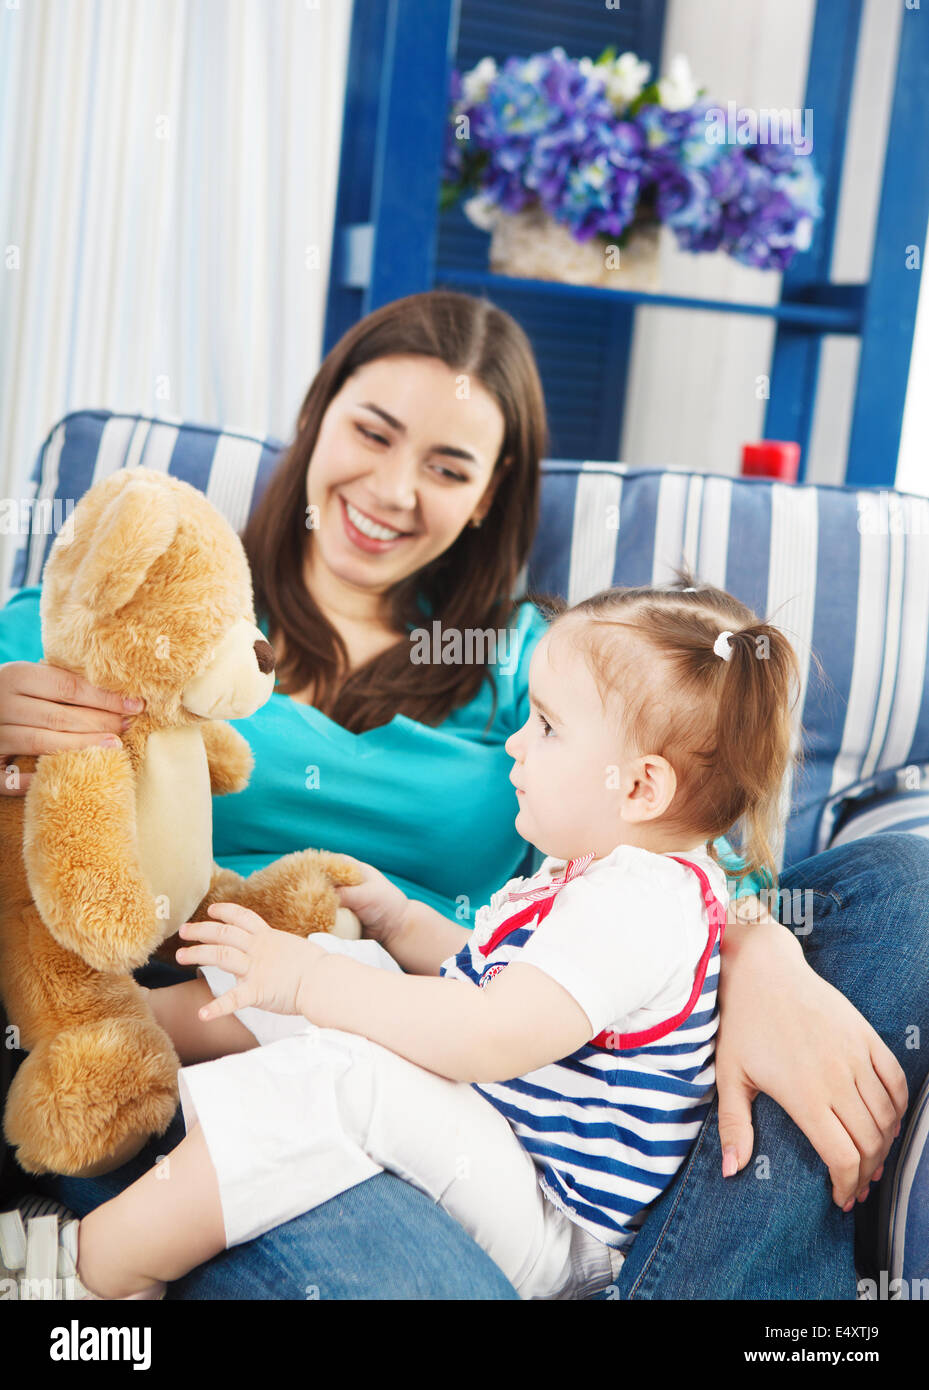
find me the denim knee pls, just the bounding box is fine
[781,831,929,904]
[776,832,929,961]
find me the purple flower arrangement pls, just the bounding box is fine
[441,47,823,273]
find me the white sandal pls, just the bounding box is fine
[0,1194,165,1300]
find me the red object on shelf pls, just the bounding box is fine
[741,441,801,482]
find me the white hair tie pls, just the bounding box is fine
[714,630,734,661]
[681,586,697,592]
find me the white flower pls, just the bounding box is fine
[793,216,813,252]
[461,57,497,106]
[578,55,598,84]
[658,54,699,111]
[603,51,652,106]
[463,193,501,232]
[519,47,566,86]
[581,157,608,190]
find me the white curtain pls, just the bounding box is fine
[0,0,353,592]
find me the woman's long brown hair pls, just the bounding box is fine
[240,290,551,734]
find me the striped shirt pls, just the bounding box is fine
[438,843,729,1250]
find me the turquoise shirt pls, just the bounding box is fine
[0,586,764,922]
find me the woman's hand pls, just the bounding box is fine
[715,900,908,1211]
[333,854,410,950]
[176,902,328,1020]
[0,659,144,795]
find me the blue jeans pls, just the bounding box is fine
[29,832,929,1299]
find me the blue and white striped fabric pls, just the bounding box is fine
[10,412,929,875]
[8,410,286,594]
[884,1071,929,1290]
[815,763,929,854]
[826,786,929,847]
[438,857,726,1252]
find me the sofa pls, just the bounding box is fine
[2,407,928,1292]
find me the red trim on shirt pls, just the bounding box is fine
[478,853,593,957]
[476,854,727,1051]
[479,892,559,957]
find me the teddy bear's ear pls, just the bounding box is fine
[72,477,182,616]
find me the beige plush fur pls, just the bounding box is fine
[0,467,363,1178]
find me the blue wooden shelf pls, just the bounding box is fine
[433,267,864,335]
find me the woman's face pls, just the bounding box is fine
[303,355,507,607]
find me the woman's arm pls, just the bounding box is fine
[142,979,259,1063]
[715,895,908,1210]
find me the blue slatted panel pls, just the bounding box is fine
[435,278,634,460]
[328,0,928,489]
[455,0,656,62]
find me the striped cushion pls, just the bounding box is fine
[883,1071,929,1292]
[824,785,929,848]
[9,410,285,592]
[815,763,929,854]
[10,411,929,872]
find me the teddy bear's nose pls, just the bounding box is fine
[254,638,275,674]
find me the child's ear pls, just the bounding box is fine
[621,755,677,822]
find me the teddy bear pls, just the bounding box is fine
[0,465,366,1179]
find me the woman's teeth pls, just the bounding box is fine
[344,498,405,540]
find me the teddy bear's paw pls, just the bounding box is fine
[235,849,343,937]
[4,1018,180,1178]
[207,736,254,795]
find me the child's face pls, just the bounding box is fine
[504,624,677,863]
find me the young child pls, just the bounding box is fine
[71,574,801,1302]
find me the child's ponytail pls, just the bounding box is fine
[706,618,804,893]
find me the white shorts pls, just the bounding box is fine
[177,933,626,1301]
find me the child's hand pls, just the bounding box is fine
[176,903,327,1020]
[334,855,410,949]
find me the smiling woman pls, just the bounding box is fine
[240,291,554,734]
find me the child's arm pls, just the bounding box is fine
[385,899,472,975]
[142,977,259,1063]
[333,857,471,975]
[179,902,594,1084]
[292,955,592,1084]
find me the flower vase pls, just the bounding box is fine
[485,204,662,292]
